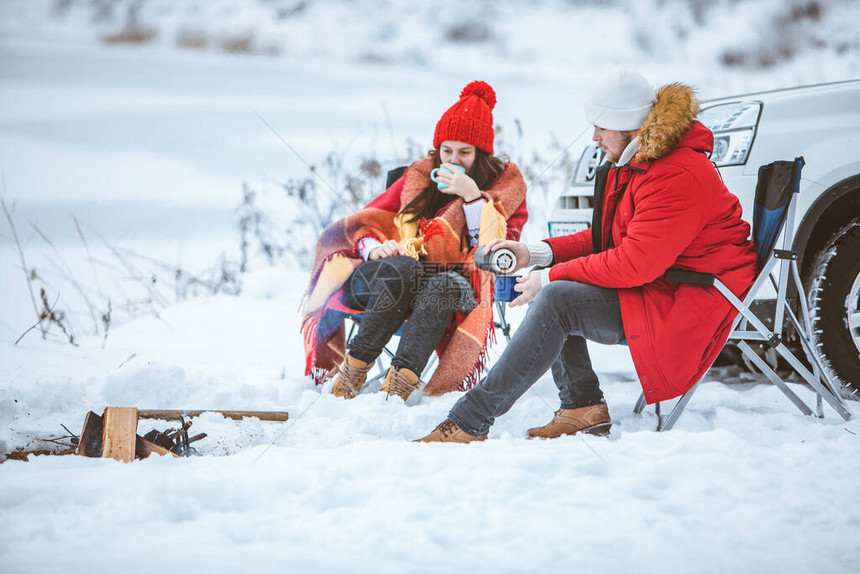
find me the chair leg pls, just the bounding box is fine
[783,298,851,409]
[364,356,388,387]
[633,392,648,414]
[773,342,852,421]
[423,352,439,378]
[633,392,660,430]
[787,261,851,408]
[659,380,701,432]
[633,380,701,432]
[736,341,814,416]
[494,301,512,343]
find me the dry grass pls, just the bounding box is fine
[444,21,493,44]
[176,27,209,50]
[101,23,158,45]
[175,28,281,57]
[220,32,255,54]
[721,0,826,68]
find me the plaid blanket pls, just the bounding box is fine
[301,155,528,394]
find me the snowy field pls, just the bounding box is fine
[2,1,860,572]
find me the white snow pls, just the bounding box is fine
[1,1,859,572]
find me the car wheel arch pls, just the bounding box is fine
[794,173,860,279]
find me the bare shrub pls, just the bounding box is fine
[220,32,255,54]
[176,27,209,50]
[239,124,577,273]
[238,149,396,271]
[5,208,243,347]
[721,1,827,69]
[445,21,493,44]
[275,1,309,21]
[101,22,157,45]
[260,42,283,57]
[38,289,76,346]
[100,1,157,45]
[215,31,281,56]
[4,121,582,349]
[357,50,393,64]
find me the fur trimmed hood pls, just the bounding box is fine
[636,83,701,164]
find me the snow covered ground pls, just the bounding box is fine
[3,272,859,573]
[2,1,860,572]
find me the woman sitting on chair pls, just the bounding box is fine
[301,81,528,401]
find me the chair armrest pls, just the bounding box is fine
[664,269,715,286]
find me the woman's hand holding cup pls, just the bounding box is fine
[431,163,481,201]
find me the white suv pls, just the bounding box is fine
[549,79,860,393]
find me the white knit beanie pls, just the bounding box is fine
[585,65,655,131]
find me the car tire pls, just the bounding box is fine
[807,217,860,396]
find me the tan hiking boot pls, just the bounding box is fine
[414,419,487,443]
[527,404,611,439]
[380,367,420,401]
[331,354,372,399]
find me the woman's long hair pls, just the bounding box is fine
[400,147,505,225]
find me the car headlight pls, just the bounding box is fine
[697,101,762,167]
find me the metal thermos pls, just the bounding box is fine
[474,245,518,275]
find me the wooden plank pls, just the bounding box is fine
[135,436,180,459]
[77,411,104,457]
[101,407,138,463]
[138,409,288,422]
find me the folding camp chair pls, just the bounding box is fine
[634,157,853,430]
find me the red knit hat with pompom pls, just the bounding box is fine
[433,81,496,154]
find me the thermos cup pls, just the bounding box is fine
[473,245,518,275]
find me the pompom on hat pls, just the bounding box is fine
[585,65,655,131]
[434,81,497,154]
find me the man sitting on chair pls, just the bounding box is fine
[417,66,758,443]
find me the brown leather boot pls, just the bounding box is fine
[331,354,372,399]
[414,419,487,443]
[379,367,420,401]
[527,404,611,439]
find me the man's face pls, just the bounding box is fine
[592,126,635,164]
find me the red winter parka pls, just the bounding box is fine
[544,84,757,403]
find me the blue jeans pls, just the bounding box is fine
[342,256,476,376]
[448,281,625,436]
